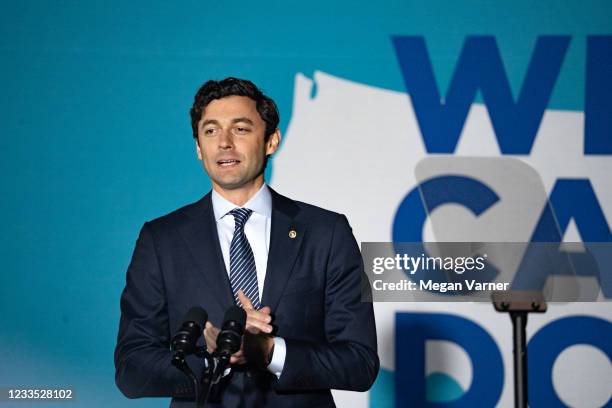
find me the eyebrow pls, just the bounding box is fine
[232,117,255,126]
[200,117,255,128]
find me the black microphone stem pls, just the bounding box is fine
[196,348,215,407]
[171,352,200,407]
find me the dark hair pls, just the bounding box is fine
[189,77,280,140]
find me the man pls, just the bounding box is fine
[114,78,379,407]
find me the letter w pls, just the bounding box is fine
[392,36,570,154]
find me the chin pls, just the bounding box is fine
[215,179,249,191]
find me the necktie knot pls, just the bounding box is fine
[229,208,253,230]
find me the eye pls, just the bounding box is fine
[203,128,216,136]
[234,127,250,134]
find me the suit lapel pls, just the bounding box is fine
[178,193,234,311]
[262,189,305,312]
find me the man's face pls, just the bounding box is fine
[196,95,280,194]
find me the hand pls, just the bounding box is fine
[202,291,274,366]
[237,291,275,367]
[203,322,219,355]
[237,290,273,335]
[204,320,249,365]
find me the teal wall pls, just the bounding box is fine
[1,1,610,406]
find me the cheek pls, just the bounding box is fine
[240,142,265,162]
[199,152,216,172]
[199,143,214,161]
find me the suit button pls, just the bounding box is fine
[246,371,254,378]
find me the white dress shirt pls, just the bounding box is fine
[211,184,286,378]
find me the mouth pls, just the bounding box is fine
[217,159,241,167]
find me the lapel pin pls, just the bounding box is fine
[288,230,297,239]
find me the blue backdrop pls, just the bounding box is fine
[1,1,610,407]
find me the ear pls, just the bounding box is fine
[195,139,203,161]
[265,128,281,156]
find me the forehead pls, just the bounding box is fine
[200,95,262,123]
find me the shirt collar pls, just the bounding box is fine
[211,184,272,221]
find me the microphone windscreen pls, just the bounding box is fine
[224,305,246,327]
[184,306,208,328]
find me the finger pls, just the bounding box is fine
[230,355,246,365]
[204,322,220,337]
[205,339,216,352]
[204,326,214,340]
[230,350,245,364]
[246,309,272,324]
[246,313,272,328]
[204,322,219,351]
[204,322,211,339]
[204,336,216,351]
[245,318,273,334]
[259,306,271,315]
[237,290,254,310]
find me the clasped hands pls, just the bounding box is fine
[204,290,275,368]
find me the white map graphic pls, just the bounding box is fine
[271,71,612,408]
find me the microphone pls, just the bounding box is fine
[171,307,208,356]
[170,307,209,407]
[209,306,246,386]
[216,306,246,357]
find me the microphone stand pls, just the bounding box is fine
[207,351,232,402]
[172,306,245,407]
[492,291,547,408]
[196,347,215,407]
[171,351,200,407]
[172,347,215,408]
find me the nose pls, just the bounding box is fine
[218,128,234,150]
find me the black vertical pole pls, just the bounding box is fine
[510,311,528,408]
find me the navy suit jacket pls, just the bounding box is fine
[114,189,379,407]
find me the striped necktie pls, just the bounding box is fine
[228,208,261,309]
